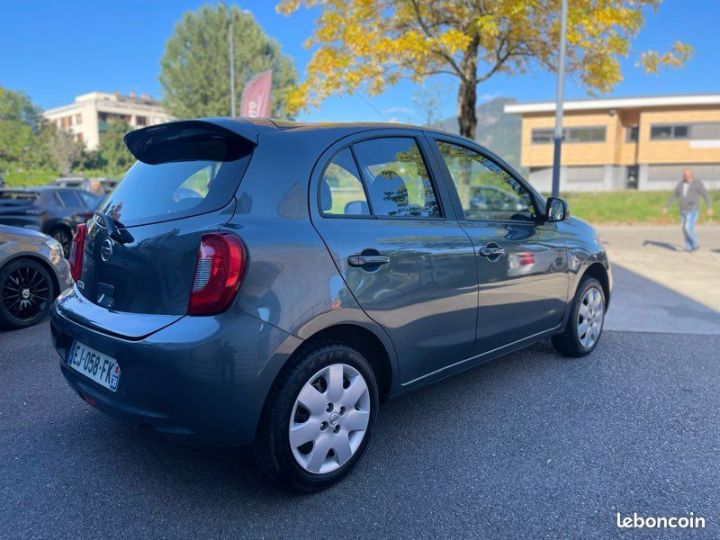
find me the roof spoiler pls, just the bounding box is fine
[124,119,267,164]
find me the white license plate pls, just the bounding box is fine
[67,341,121,392]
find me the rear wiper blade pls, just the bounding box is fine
[94,212,134,245]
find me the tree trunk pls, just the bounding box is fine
[457,36,479,140]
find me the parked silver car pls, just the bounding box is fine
[0,225,72,328]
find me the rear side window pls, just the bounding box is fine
[57,190,81,207]
[100,157,250,227]
[320,148,370,216]
[352,137,441,218]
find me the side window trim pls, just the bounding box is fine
[351,135,446,221]
[349,144,375,216]
[429,135,544,224]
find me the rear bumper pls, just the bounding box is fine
[50,297,301,446]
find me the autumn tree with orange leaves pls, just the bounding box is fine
[278,0,691,139]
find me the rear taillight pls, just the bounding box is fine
[188,233,246,315]
[69,223,87,281]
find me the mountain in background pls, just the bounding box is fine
[436,96,523,173]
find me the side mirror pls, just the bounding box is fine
[546,197,569,222]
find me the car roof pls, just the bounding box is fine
[246,117,459,139]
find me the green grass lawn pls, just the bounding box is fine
[560,190,719,225]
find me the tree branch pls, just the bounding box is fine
[409,0,466,80]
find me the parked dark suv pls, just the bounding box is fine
[0,187,102,257]
[50,119,611,491]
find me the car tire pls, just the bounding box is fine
[552,277,606,357]
[0,258,56,329]
[50,227,72,258]
[254,341,379,492]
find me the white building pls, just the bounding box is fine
[44,91,171,150]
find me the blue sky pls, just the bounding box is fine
[1,0,718,123]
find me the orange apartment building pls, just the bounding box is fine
[504,94,720,192]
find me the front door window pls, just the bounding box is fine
[436,141,537,222]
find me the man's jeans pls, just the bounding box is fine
[681,209,700,250]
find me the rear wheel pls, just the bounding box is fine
[0,258,55,329]
[254,342,379,492]
[552,277,605,357]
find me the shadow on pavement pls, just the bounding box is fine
[642,239,679,251]
[605,263,720,335]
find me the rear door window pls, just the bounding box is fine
[352,137,441,218]
[100,157,250,227]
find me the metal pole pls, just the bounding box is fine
[228,4,236,117]
[551,0,568,198]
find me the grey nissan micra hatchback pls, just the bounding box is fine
[51,118,611,491]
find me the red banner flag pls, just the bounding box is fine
[240,71,273,118]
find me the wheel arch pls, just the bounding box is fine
[253,321,395,443]
[287,323,394,401]
[579,262,610,310]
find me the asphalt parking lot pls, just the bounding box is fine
[1,319,719,538]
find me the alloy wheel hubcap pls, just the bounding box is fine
[1,266,50,321]
[289,363,371,474]
[578,286,604,349]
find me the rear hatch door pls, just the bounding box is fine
[63,120,259,337]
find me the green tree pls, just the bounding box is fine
[0,87,42,171]
[97,121,134,176]
[160,4,298,119]
[48,125,84,176]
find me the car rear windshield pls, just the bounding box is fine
[99,155,251,227]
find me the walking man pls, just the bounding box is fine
[663,168,713,251]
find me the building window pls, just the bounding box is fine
[135,115,147,126]
[650,124,689,140]
[626,126,639,143]
[76,133,83,143]
[531,126,606,144]
[75,113,82,125]
[531,129,554,144]
[566,126,606,143]
[690,122,720,139]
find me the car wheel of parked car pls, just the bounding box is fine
[552,277,606,357]
[0,258,55,329]
[51,227,72,258]
[255,341,379,492]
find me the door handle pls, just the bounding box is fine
[479,243,506,260]
[347,254,390,268]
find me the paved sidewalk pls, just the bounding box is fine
[596,225,720,335]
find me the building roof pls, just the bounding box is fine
[44,91,166,116]
[504,94,720,115]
